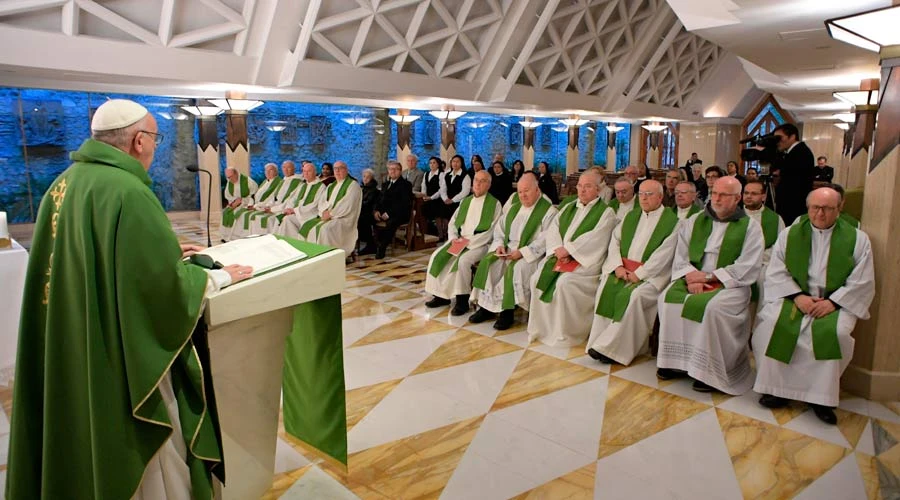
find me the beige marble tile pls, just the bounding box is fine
[887,402,900,418]
[350,311,454,347]
[346,379,404,431]
[712,392,735,406]
[717,408,848,500]
[491,350,605,412]
[383,290,426,302]
[771,403,808,426]
[835,409,870,449]
[342,297,399,319]
[410,329,522,375]
[379,266,423,278]
[879,442,900,477]
[0,381,12,418]
[598,377,709,459]
[855,452,882,500]
[511,463,595,499]
[394,272,428,285]
[261,464,312,500]
[362,262,408,273]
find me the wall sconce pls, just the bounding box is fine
[388,109,420,124]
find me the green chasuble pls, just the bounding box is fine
[222,173,252,228]
[764,216,856,363]
[6,139,223,500]
[595,208,679,321]
[558,194,577,209]
[242,176,283,230]
[750,206,782,301]
[663,211,751,322]
[534,198,610,303]
[670,203,702,219]
[298,178,354,239]
[428,194,500,277]
[472,197,553,309]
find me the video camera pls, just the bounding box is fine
[739,132,779,164]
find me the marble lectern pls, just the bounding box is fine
[204,248,346,500]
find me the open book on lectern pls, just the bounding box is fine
[190,234,307,275]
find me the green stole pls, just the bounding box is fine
[242,177,283,230]
[750,207,782,301]
[595,208,679,320]
[609,198,638,216]
[256,180,323,229]
[839,212,860,228]
[299,178,354,239]
[671,204,701,219]
[427,194,500,277]
[534,198,610,303]
[222,174,251,228]
[764,217,856,363]
[663,212,751,322]
[558,194,577,209]
[472,198,552,309]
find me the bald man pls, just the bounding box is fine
[528,170,618,346]
[221,166,258,241]
[587,180,680,365]
[298,161,362,255]
[657,176,764,394]
[609,178,638,221]
[425,170,502,316]
[752,188,874,425]
[470,172,557,330]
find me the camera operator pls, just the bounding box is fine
[769,124,815,224]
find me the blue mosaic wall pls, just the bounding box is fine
[592,124,632,171]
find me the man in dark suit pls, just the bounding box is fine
[772,123,815,225]
[373,160,413,259]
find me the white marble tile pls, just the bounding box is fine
[838,397,870,417]
[868,401,900,424]
[366,291,402,303]
[407,303,451,320]
[594,409,742,500]
[856,420,876,455]
[715,391,779,425]
[490,378,608,458]
[0,470,5,499]
[568,355,611,373]
[344,284,383,295]
[387,297,427,311]
[0,432,8,466]
[280,465,360,499]
[343,329,455,390]
[342,312,401,347]
[494,331,530,348]
[447,414,596,499]
[439,452,534,500]
[0,405,9,435]
[433,311,471,328]
[659,378,714,406]
[794,452,867,500]
[610,359,660,389]
[462,321,502,337]
[274,437,311,474]
[783,410,851,448]
[530,343,575,360]
[347,351,523,453]
[340,294,356,305]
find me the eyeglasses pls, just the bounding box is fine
[637,191,659,197]
[809,205,838,214]
[674,190,694,195]
[140,130,164,146]
[710,191,739,198]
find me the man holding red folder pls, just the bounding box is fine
[586,180,680,365]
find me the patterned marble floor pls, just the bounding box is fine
[1,220,899,499]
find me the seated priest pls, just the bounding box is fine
[249,160,304,235]
[528,170,618,346]
[672,181,702,220]
[276,161,325,239]
[609,178,638,221]
[371,160,413,259]
[232,162,281,238]
[220,166,258,242]
[470,172,557,330]
[425,170,501,316]
[656,176,764,394]
[298,161,362,255]
[751,187,874,425]
[743,180,785,307]
[586,180,679,365]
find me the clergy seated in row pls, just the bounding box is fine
[656,176,764,394]
[220,166,258,241]
[247,160,304,235]
[369,161,413,259]
[469,172,557,330]
[528,170,618,346]
[752,187,874,425]
[743,180,785,308]
[296,161,362,255]
[609,178,638,221]
[425,171,501,316]
[234,162,282,236]
[672,181,702,220]
[586,180,679,365]
[276,162,326,239]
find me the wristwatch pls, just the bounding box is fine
[704,272,714,283]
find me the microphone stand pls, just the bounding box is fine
[187,165,213,248]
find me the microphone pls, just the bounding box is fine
[186,165,213,248]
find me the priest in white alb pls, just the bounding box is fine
[425,171,501,316]
[276,162,325,239]
[586,180,679,365]
[751,187,874,425]
[743,179,784,307]
[672,181,702,220]
[297,161,362,255]
[608,178,638,221]
[249,160,304,235]
[656,176,764,394]
[232,163,281,239]
[469,172,556,330]
[528,170,617,346]
[220,167,258,242]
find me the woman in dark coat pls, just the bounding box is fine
[357,168,379,253]
[488,160,514,205]
[536,161,559,204]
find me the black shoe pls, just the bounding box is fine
[468,308,496,324]
[587,348,603,361]
[758,394,789,409]
[493,310,515,330]
[656,368,686,381]
[587,348,616,364]
[425,296,451,308]
[692,379,715,393]
[810,404,838,425]
[375,246,386,259]
[358,244,376,255]
[451,295,470,316]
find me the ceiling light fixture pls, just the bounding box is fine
[428,106,466,121]
[388,109,420,124]
[641,122,668,132]
[518,117,541,129]
[265,121,287,132]
[559,115,589,127]
[834,122,851,130]
[181,105,223,117]
[833,112,856,123]
[606,124,624,132]
[825,5,900,53]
